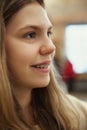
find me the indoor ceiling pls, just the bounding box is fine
[45,0,87,24]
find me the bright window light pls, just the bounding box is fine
[65,24,87,73]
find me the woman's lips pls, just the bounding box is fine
[31,61,51,73]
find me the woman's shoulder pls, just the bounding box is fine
[67,94,87,130]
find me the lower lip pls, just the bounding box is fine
[32,67,50,73]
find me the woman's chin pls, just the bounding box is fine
[33,77,50,88]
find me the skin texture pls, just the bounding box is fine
[5,2,56,110]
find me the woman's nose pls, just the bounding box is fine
[39,40,56,56]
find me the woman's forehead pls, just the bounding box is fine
[6,2,52,33]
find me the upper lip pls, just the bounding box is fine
[31,60,51,66]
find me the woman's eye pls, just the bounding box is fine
[47,31,52,37]
[24,32,36,39]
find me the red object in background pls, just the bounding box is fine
[61,60,77,92]
[61,60,76,82]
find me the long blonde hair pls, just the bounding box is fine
[0,0,79,130]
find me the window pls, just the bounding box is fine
[65,24,87,73]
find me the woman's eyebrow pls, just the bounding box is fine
[18,25,53,31]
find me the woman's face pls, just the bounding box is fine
[5,2,56,89]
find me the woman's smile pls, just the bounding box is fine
[31,60,51,73]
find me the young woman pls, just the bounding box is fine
[0,0,87,130]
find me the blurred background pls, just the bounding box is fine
[45,0,87,101]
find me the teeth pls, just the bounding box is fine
[35,64,49,69]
